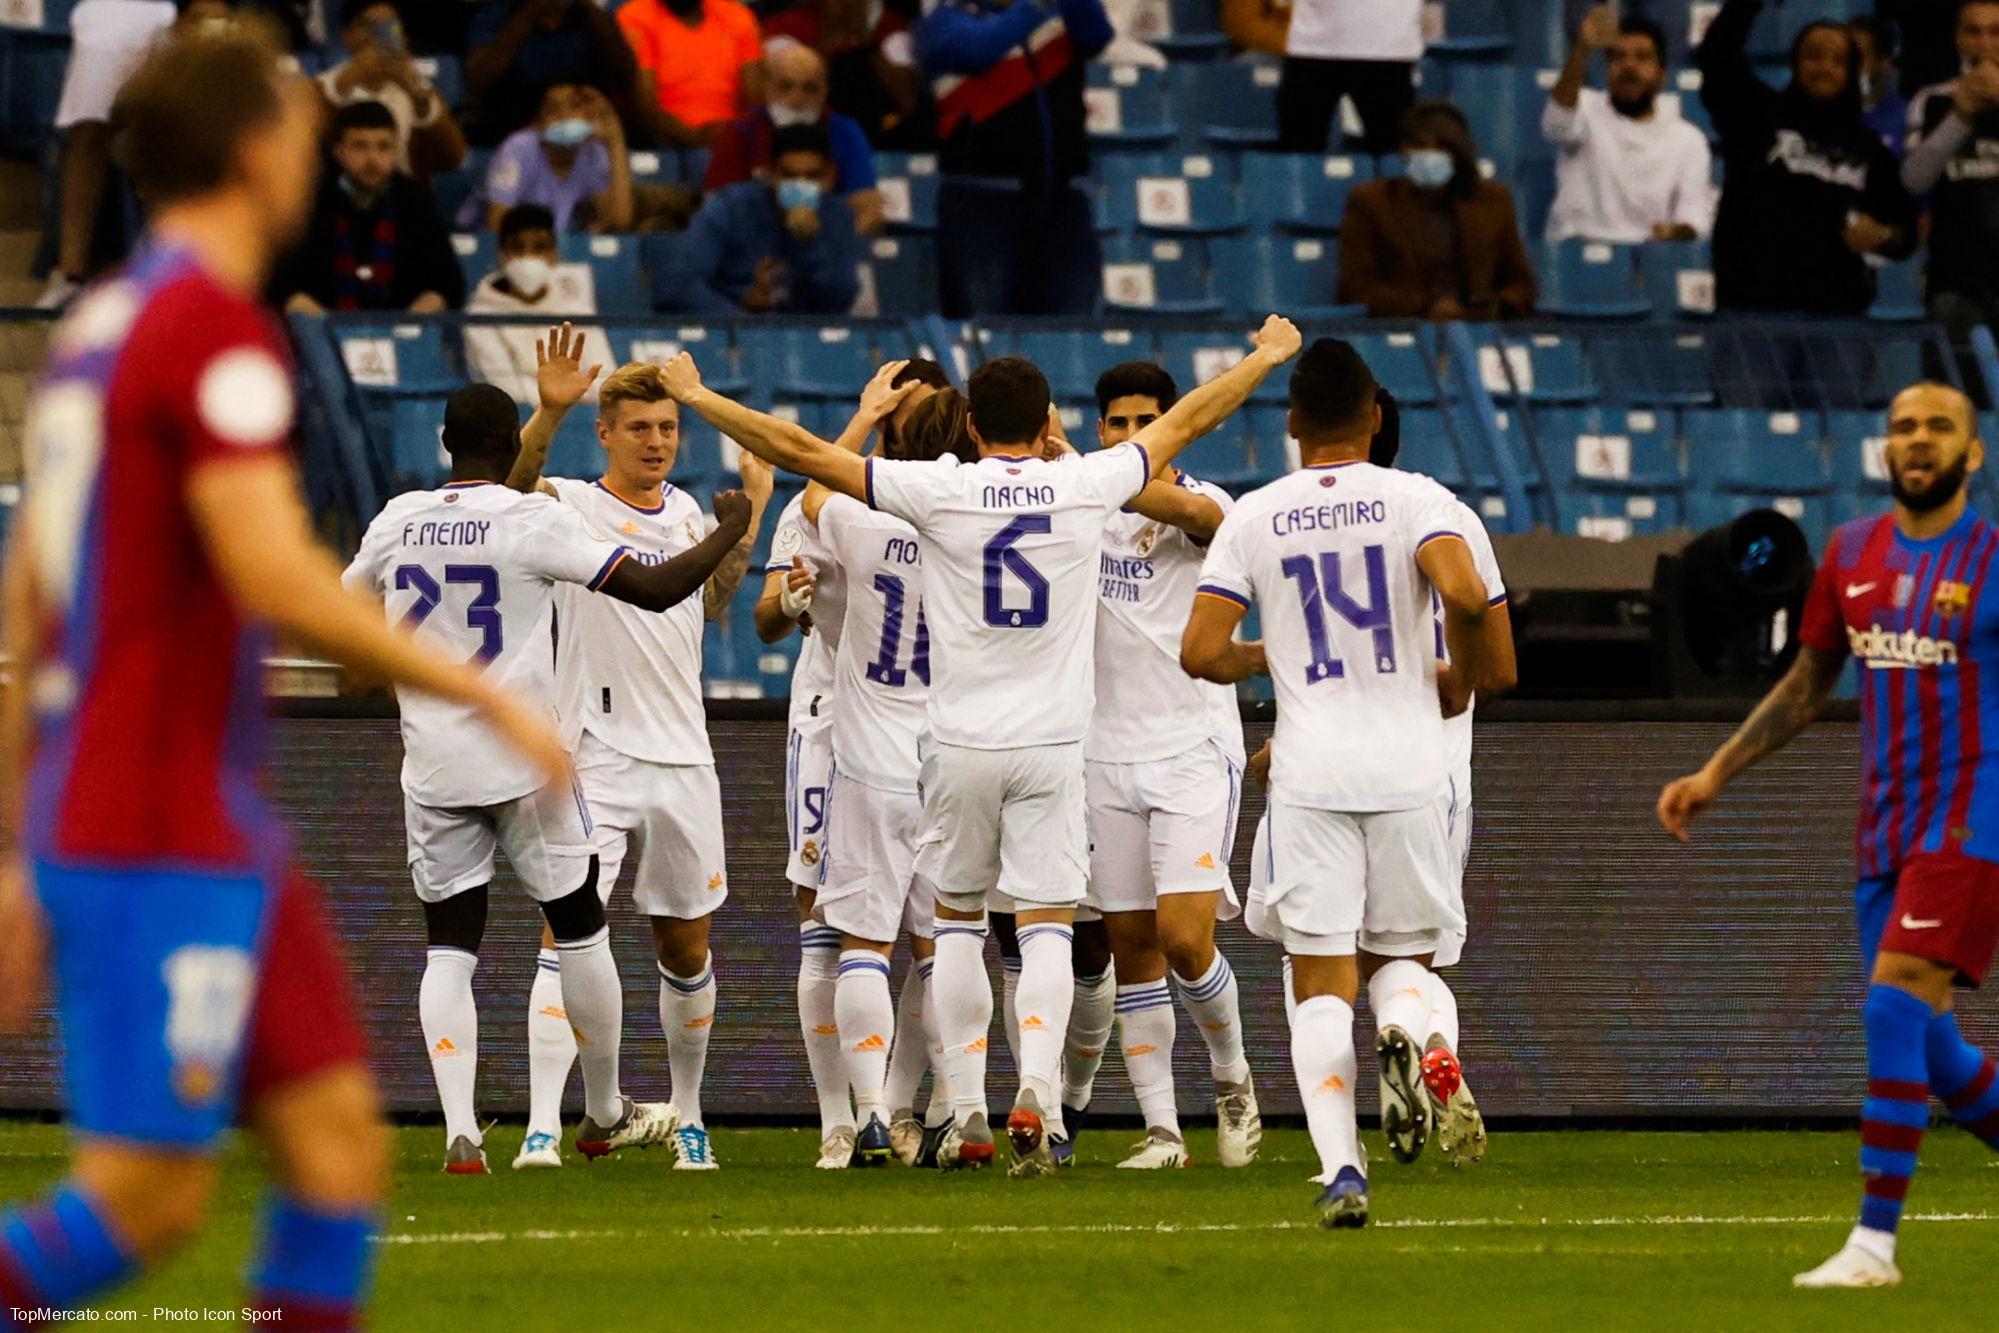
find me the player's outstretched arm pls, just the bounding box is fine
[599,489,756,614]
[704,452,774,622]
[509,322,604,494]
[1134,315,1302,476]
[1181,591,1268,684]
[1656,644,1846,841]
[658,352,869,499]
[1128,477,1225,543]
[1417,535,1496,692]
[187,459,573,785]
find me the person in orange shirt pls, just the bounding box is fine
[618,0,764,145]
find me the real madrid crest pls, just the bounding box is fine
[1135,524,1160,557]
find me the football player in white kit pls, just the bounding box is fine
[754,360,949,1168]
[1072,362,1259,1171]
[501,335,775,1170]
[1181,340,1500,1228]
[343,384,752,1173]
[654,314,1301,1176]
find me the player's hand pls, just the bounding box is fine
[1437,661,1472,718]
[658,350,704,402]
[1251,314,1303,366]
[779,556,816,618]
[858,359,917,421]
[713,488,754,536]
[1577,4,1617,53]
[1656,767,1722,843]
[736,448,775,504]
[0,860,45,1037]
[1247,739,1273,794]
[536,322,603,413]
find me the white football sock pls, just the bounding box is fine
[884,960,930,1119]
[916,957,956,1126]
[1063,965,1116,1113]
[1428,972,1461,1054]
[1368,959,1433,1040]
[1115,980,1181,1137]
[1291,993,1360,1182]
[1013,923,1076,1110]
[659,953,716,1128]
[1172,951,1251,1087]
[526,948,576,1138]
[556,927,624,1128]
[933,920,993,1121]
[420,947,480,1147]
[797,926,851,1135]
[1000,957,1022,1076]
[835,951,895,1121]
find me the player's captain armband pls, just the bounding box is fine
[195,347,294,450]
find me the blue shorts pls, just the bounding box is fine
[1856,872,1897,971]
[36,861,273,1149]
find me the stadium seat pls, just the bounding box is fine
[1158,330,1287,404]
[1825,409,1893,498]
[1183,60,1282,149]
[1396,407,1471,490]
[641,232,685,310]
[413,56,465,112]
[388,397,450,488]
[1085,64,1179,147]
[340,321,458,393]
[1683,409,1834,495]
[1597,329,1717,407]
[615,325,741,393]
[1156,0,1232,58]
[1430,0,1513,57]
[1,0,77,33]
[1684,488,1833,550]
[674,404,732,486]
[736,325,878,399]
[993,328,1153,400]
[544,406,603,480]
[1173,429,1258,488]
[0,36,69,153]
[1436,60,1537,173]
[1239,152,1369,233]
[862,234,940,317]
[1529,405,1685,492]
[1534,241,1651,320]
[1238,405,1298,482]
[560,234,645,316]
[1099,233,1224,315]
[1209,233,1358,322]
[1867,255,1926,323]
[1349,330,1438,405]
[429,150,491,229]
[876,152,939,232]
[1555,490,1686,539]
[1475,331,1597,404]
[1095,152,1244,234]
[451,231,497,291]
[1640,238,1717,321]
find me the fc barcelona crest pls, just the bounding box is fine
[1934,580,1972,618]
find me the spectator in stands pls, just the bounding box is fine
[918,0,1113,317]
[466,205,604,407]
[464,0,656,148]
[1220,0,1288,59]
[761,0,927,146]
[665,123,861,314]
[1881,0,1966,96]
[1543,7,1714,244]
[1903,1,1999,340]
[1336,101,1537,320]
[706,40,885,235]
[1698,0,1917,315]
[1850,16,1911,154]
[318,1,468,179]
[275,101,465,314]
[38,0,235,308]
[618,0,765,147]
[483,83,635,232]
[1275,0,1421,155]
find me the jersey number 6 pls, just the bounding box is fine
[983,515,1051,629]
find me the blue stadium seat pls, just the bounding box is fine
[1173,430,1258,488]
[1349,330,1438,405]
[1555,490,1686,538]
[613,325,742,394]
[1158,330,1288,404]
[1396,408,1471,490]
[1,0,75,34]
[412,56,465,111]
[1596,329,1716,407]
[1183,60,1282,149]
[560,234,645,316]
[1238,405,1297,482]
[863,234,940,317]
[1095,152,1244,234]
[674,405,732,487]
[429,150,490,229]
[1431,0,1513,57]
[544,407,603,480]
[1825,410,1893,498]
[1156,0,1231,58]
[1534,241,1651,320]
[340,322,458,392]
[389,398,449,487]
[1476,331,1597,404]
[1868,255,1926,322]
[451,231,497,291]
[1,36,69,152]
[994,328,1154,400]
[1085,64,1179,147]
[1641,238,1717,321]
[1684,489,1833,550]
[1099,233,1224,315]
[627,147,709,191]
[1683,409,1834,494]
[1436,60,1537,173]
[1529,406,1684,492]
[1239,152,1369,233]
[641,232,684,310]
[737,325,878,399]
[1210,233,1358,321]
[875,152,939,232]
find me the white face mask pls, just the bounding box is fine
[768,102,820,128]
[503,256,553,299]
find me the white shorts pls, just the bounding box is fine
[816,771,935,943]
[1085,740,1244,918]
[1433,776,1472,969]
[404,780,595,904]
[913,740,1088,913]
[1261,799,1461,958]
[785,726,834,889]
[576,732,728,921]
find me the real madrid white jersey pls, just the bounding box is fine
[816,493,927,793]
[765,491,844,739]
[1438,498,1506,796]
[344,481,628,807]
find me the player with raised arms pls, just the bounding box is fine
[1659,381,1999,1289]
[654,316,1301,1174]
[0,24,567,1323]
[345,383,753,1173]
[1182,338,1497,1228]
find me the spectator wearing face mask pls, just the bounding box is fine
[1903,0,1999,340]
[618,0,765,147]
[1699,0,1916,315]
[1544,6,1714,244]
[466,204,605,406]
[760,0,927,147]
[665,122,861,314]
[1336,100,1536,320]
[705,39,885,234]
[1850,16,1911,154]
[318,1,468,178]
[465,0,653,148]
[483,83,635,232]
[273,101,464,315]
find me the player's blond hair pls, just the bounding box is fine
[598,363,674,424]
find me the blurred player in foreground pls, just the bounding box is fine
[1183,339,1497,1227]
[0,25,570,1323]
[1660,381,1999,1288]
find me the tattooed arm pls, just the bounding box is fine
[704,449,773,623]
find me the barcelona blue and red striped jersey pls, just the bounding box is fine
[22,244,297,873]
[1800,510,1999,878]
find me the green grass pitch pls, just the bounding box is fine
[2,1122,1995,1330]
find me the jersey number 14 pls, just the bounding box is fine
[1281,545,1395,684]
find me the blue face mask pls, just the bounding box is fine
[541,117,594,149]
[1405,149,1455,190]
[776,178,824,211]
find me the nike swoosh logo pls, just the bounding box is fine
[1899,914,1944,930]
[1847,582,1877,597]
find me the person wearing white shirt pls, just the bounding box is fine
[1544,6,1716,244]
[1275,0,1423,154]
[652,315,1301,1178]
[465,204,603,408]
